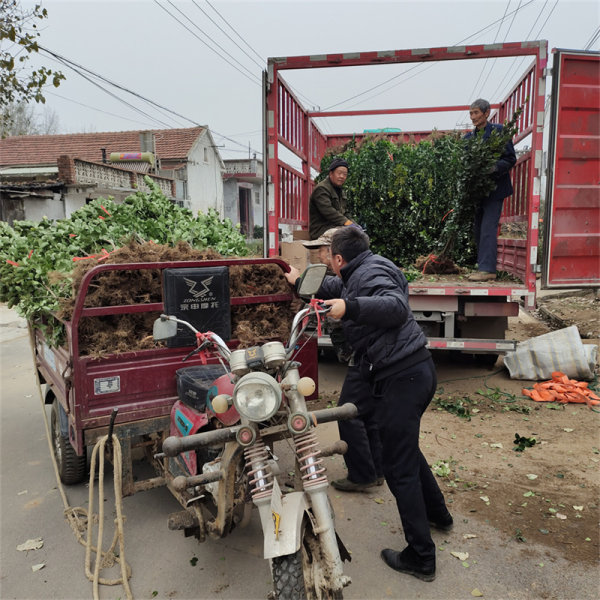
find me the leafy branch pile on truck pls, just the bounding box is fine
[320,112,519,272]
[0,178,294,353]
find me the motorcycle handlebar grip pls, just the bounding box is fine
[309,403,358,425]
[162,426,241,456]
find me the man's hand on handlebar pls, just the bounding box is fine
[324,298,346,319]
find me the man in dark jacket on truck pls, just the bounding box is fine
[309,158,355,240]
[320,227,452,582]
[466,98,517,282]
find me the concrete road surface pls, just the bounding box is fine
[0,306,596,599]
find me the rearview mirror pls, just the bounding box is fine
[297,263,327,298]
[153,317,178,341]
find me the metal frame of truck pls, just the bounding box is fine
[262,41,600,356]
[32,258,317,496]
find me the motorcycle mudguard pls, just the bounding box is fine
[257,479,312,560]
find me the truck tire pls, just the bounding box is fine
[51,399,86,485]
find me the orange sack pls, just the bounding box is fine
[522,371,600,407]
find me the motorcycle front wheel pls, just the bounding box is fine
[272,525,343,600]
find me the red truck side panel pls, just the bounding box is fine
[543,50,600,287]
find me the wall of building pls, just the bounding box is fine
[222,159,264,235]
[252,185,263,230]
[186,132,224,216]
[26,192,67,221]
[223,179,238,223]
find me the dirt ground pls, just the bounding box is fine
[537,289,600,339]
[313,301,600,572]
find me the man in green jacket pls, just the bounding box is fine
[309,158,355,239]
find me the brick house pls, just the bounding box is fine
[0,127,225,223]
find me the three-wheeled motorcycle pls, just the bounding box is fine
[32,258,356,599]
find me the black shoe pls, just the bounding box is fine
[429,513,454,532]
[376,476,385,486]
[331,477,378,492]
[380,547,436,582]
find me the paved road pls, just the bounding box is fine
[0,307,596,599]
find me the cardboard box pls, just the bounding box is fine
[280,241,308,271]
[292,229,311,241]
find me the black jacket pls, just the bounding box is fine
[309,177,350,239]
[318,250,428,378]
[465,122,516,202]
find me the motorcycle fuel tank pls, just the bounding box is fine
[170,372,237,475]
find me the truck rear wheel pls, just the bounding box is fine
[51,399,86,485]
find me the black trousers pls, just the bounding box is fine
[372,356,449,564]
[337,366,384,484]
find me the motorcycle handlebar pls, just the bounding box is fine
[163,426,241,456]
[309,403,358,424]
[162,405,358,457]
[160,314,231,360]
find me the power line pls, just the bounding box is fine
[38,42,264,156]
[205,0,265,65]
[194,0,320,113]
[166,0,262,81]
[190,0,264,70]
[152,0,261,87]
[476,0,523,96]
[323,0,536,111]
[211,130,263,155]
[45,91,163,129]
[468,0,512,101]
[489,0,558,101]
[584,25,600,50]
[44,54,176,129]
[38,44,201,127]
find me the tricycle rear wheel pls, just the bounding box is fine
[51,399,87,485]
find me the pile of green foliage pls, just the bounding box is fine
[0,178,247,324]
[320,114,519,269]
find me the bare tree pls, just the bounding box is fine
[0,0,65,135]
[1,102,60,136]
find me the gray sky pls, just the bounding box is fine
[23,0,600,159]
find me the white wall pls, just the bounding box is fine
[186,131,224,216]
[223,179,238,223]
[25,193,67,221]
[252,185,263,229]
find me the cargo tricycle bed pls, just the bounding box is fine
[32,258,318,495]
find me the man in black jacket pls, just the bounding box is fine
[287,229,384,492]
[320,227,452,582]
[309,158,355,240]
[465,98,517,282]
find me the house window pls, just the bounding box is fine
[204,147,209,163]
[255,191,260,205]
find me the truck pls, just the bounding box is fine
[262,42,599,361]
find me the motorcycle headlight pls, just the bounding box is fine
[233,372,282,422]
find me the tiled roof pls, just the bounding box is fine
[0,127,205,167]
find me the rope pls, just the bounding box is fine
[86,434,133,599]
[29,326,133,599]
